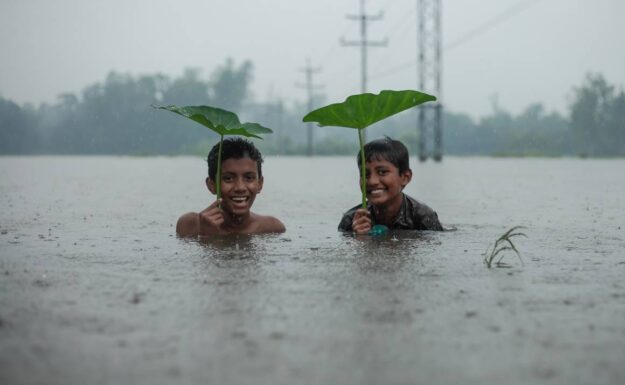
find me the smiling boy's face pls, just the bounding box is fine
[361,158,412,208]
[207,157,263,216]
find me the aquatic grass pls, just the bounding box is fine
[483,226,527,268]
[302,90,436,209]
[153,105,272,199]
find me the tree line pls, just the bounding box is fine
[1,60,623,157]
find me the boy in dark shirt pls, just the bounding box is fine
[338,137,443,234]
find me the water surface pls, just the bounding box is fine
[1,156,624,385]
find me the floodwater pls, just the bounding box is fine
[0,156,624,385]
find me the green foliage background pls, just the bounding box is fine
[1,59,623,157]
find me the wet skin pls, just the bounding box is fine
[203,157,264,232]
[175,156,285,236]
[352,158,412,235]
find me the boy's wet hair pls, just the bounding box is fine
[207,137,263,181]
[357,136,410,174]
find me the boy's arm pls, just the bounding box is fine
[176,212,199,236]
[407,196,444,231]
[416,205,444,231]
[338,213,353,232]
[422,211,444,231]
[176,199,225,237]
[260,216,286,233]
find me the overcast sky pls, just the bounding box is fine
[1,0,624,118]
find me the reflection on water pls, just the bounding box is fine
[345,230,437,273]
[195,234,260,260]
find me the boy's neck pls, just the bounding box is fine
[372,193,404,226]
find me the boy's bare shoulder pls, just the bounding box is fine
[176,212,199,236]
[176,211,284,236]
[253,213,286,234]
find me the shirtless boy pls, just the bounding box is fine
[176,137,285,236]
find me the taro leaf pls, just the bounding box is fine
[154,104,272,200]
[154,105,272,139]
[302,90,436,130]
[302,89,436,210]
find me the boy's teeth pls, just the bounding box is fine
[232,197,247,202]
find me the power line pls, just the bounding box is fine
[445,0,543,51]
[319,21,358,64]
[368,0,545,81]
[370,58,415,80]
[370,5,417,75]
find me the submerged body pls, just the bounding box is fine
[177,207,284,236]
[338,193,443,232]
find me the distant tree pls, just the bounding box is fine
[439,103,570,156]
[609,91,625,155]
[443,111,479,155]
[506,103,570,156]
[0,97,39,154]
[210,58,253,112]
[570,73,625,156]
[20,61,255,155]
[11,65,624,157]
[161,68,210,106]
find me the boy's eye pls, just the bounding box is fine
[242,172,257,181]
[222,175,233,182]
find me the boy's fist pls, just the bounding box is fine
[199,199,224,233]
[352,208,372,235]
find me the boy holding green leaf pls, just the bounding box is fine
[176,137,285,236]
[338,137,443,234]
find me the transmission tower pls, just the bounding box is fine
[341,0,388,142]
[296,58,322,156]
[417,0,443,162]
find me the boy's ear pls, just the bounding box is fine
[401,168,413,189]
[206,177,217,195]
[257,176,264,193]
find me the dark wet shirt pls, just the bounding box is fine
[338,193,444,232]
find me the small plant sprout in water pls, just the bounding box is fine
[153,105,272,199]
[483,226,528,268]
[302,90,436,234]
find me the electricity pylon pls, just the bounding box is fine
[417,0,443,162]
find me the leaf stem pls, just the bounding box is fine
[216,135,223,200]
[358,129,366,209]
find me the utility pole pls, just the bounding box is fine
[417,0,443,162]
[341,0,388,142]
[296,58,323,156]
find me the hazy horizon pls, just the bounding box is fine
[2,0,624,118]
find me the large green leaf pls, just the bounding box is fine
[154,105,272,139]
[302,89,437,212]
[302,90,436,129]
